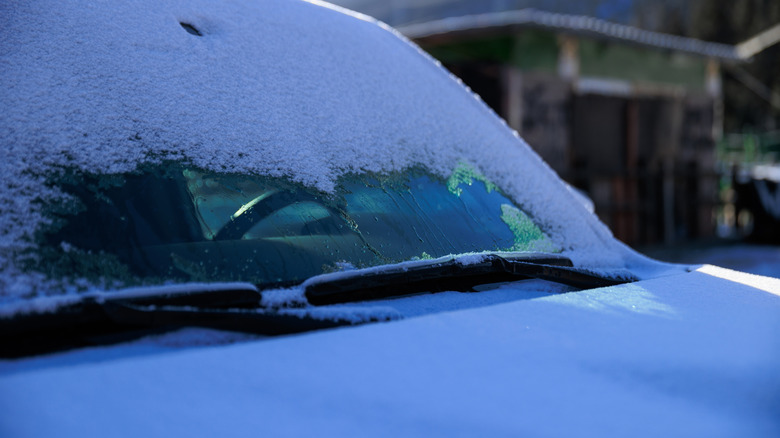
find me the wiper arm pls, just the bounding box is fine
[304,253,636,305]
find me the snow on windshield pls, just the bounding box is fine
[0,0,656,299]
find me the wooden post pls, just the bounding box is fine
[663,98,684,244]
[502,67,523,133]
[706,58,723,141]
[625,99,639,244]
[557,35,579,81]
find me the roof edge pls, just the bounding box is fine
[397,9,743,62]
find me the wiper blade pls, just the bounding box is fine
[304,253,636,305]
[0,283,360,358]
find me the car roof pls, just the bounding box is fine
[0,0,659,297]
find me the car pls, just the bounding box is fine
[1,0,779,436]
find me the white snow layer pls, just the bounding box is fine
[1,268,778,437]
[0,0,657,298]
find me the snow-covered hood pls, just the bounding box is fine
[1,266,779,437]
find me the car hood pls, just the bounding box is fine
[1,265,779,437]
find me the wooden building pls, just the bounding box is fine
[394,10,746,246]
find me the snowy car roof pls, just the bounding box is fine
[0,0,655,300]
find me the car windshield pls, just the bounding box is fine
[29,162,559,290]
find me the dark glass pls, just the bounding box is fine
[35,164,558,288]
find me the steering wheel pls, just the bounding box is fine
[213,190,322,241]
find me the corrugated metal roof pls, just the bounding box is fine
[397,9,743,62]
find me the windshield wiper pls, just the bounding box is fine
[1,254,635,357]
[0,283,362,358]
[304,253,636,305]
